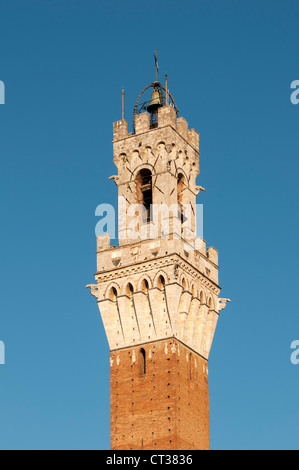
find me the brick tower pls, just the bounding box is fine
[87,77,229,450]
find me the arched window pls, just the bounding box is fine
[139,348,146,375]
[141,279,149,294]
[177,173,187,227]
[157,275,165,290]
[177,173,185,206]
[136,169,152,223]
[126,283,134,298]
[108,286,118,301]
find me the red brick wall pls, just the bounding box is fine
[110,338,210,450]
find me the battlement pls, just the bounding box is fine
[113,119,128,141]
[96,234,219,284]
[113,106,199,152]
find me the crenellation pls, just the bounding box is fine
[187,128,200,152]
[97,234,111,252]
[158,105,176,128]
[113,119,128,141]
[195,237,207,255]
[176,117,188,140]
[135,112,150,134]
[207,246,218,266]
[96,238,218,282]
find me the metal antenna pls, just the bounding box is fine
[165,73,168,106]
[122,89,125,121]
[154,49,159,81]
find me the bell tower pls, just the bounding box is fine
[87,76,230,450]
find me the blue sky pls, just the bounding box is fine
[0,0,298,450]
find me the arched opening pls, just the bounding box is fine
[141,278,149,294]
[126,283,134,298]
[177,173,185,205]
[157,275,165,290]
[191,284,196,298]
[139,348,146,375]
[177,173,187,229]
[136,169,153,223]
[108,286,118,301]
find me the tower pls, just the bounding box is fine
[87,76,230,450]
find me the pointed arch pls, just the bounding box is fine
[153,270,168,289]
[137,275,152,293]
[199,290,206,305]
[104,282,120,301]
[176,168,189,187]
[125,282,134,298]
[191,283,197,298]
[207,295,215,310]
[179,275,190,292]
[132,163,155,180]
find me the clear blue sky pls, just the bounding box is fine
[0,0,298,450]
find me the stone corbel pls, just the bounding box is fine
[194,185,206,195]
[218,298,231,312]
[86,284,100,300]
[108,175,119,186]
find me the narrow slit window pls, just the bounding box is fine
[139,348,146,375]
[177,173,187,226]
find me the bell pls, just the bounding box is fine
[147,89,162,113]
